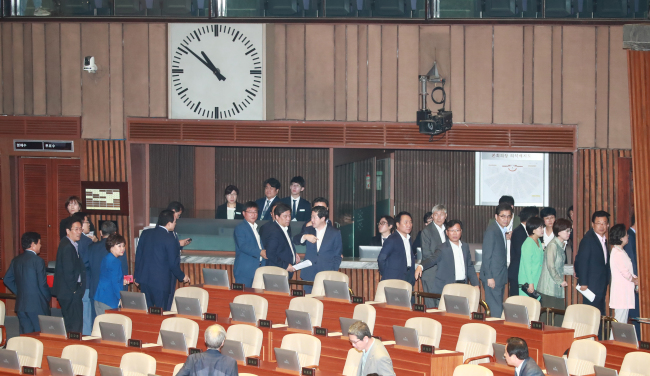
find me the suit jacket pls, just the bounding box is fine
[233,220,266,283]
[479,221,508,287]
[357,340,395,376]
[420,224,446,289]
[264,221,297,270]
[176,349,238,376]
[255,197,281,221]
[78,235,93,274]
[300,225,343,281]
[574,229,610,295]
[134,226,185,292]
[215,202,245,220]
[420,241,479,293]
[508,223,528,281]
[519,358,544,376]
[377,232,416,285]
[292,220,331,245]
[624,228,637,275]
[88,239,129,299]
[280,196,311,222]
[53,237,86,299]
[3,250,51,315]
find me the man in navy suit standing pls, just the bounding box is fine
[377,212,415,285]
[135,210,189,311]
[256,178,282,221]
[233,201,267,287]
[300,206,342,293]
[4,232,52,334]
[265,203,300,278]
[281,176,311,222]
[624,214,639,338]
[53,217,86,332]
[574,210,611,315]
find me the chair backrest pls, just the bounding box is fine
[567,339,607,375]
[6,337,43,368]
[231,295,269,321]
[439,283,480,312]
[280,333,321,367]
[286,297,324,327]
[373,279,412,302]
[156,317,200,348]
[405,317,442,347]
[619,351,650,376]
[342,348,362,376]
[353,304,376,334]
[562,304,601,338]
[501,296,541,322]
[61,345,98,376]
[0,301,5,325]
[170,287,210,313]
[172,363,183,376]
[119,353,156,376]
[310,271,349,296]
[455,323,496,364]
[91,313,133,338]
[453,364,494,376]
[226,324,264,357]
[251,266,288,289]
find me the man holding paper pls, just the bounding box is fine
[299,206,343,293]
[574,211,611,315]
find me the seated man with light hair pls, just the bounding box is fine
[176,324,238,376]
[348,321,395,376]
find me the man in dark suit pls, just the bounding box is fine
[134,210,190,311]
[292,197,330,245]
[280,176,311,222]
[624,214,639,338]
[256,178,282,221]
[480,203,512,317]
[574,210,611,315]
[4,232,51,334]
[73,212,95,335]
[176,324,238,376]
[300,206,343,293]
[420,205,447,307]
[415,220,479,299]
[53,217,86,333]
[377,212,415,285]
[503,337,544,376]
[508,207,539,297]
[264,203,299,278]
[88,221,126,323]
[233,201,266,287]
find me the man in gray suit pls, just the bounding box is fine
[414,219,479,296]
[175,324,238,376]
[480,203,513,317]
[348,321,395,376]
[419,204,448,307]
[504,337,544,376]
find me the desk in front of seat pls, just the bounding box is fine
[480,362,595,376]
[601,340,650,371]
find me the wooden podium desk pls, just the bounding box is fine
[601,340,650,371]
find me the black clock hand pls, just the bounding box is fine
[184,45,212,70]
[201,51,227,81]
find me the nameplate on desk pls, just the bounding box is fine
[189,348,202,355]
[246,357,260,367]
[148,307,163,315]
[413,304,425,312]
[128,339,142,348]
[258,319,272,328]
[314,327,328,336]
[639,341,650,350]
[420,344,434,354]
[67,332,82,340]
[301,367,316,376]
[352,296,365,304]
[204,313,217,321]
[22,366,36,375]
[530,321,544,330]
[292,289,305,297]
[231,283,244,291]
[471,312,485,321]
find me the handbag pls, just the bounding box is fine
[520,283,541,299]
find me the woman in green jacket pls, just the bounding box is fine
[519,217,545,298]
[537,218,572,325]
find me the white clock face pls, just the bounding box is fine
[168,24,265,120]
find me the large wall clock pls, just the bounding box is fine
[168,23,265,120]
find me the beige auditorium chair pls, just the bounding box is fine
[172,363,183,376]
[501,296,541,322]
[226,324,264,357]
[280,333,321,368]
[453,364,494,376]
[91,313,133,338]
[438,283,481,312]
[372,279,412,303]
[307,271,349,297]
[230,295,268,321]
[120,353,156,376]
[562,304,601,340]
[157,317,200,348]
[353,304,376,334]
[61,345,98,376]
[566,339,607,375]
[170,286,209,313]
[286,297,324,327]
[619,351,650,376]
[6,337,44,367]
[342,348,362,376]
[405,317,442,347]
[456,323,496,364]
[251,266,289,289]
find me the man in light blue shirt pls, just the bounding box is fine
[348,321,395,376]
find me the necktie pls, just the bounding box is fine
[262,199,271,219]
[292,200,297,218]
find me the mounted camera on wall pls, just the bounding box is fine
[417,62,452,141]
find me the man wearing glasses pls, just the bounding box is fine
[480,203,514,317]
[348,321,395,376]
[233,201,267,288]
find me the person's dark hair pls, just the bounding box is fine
[378,215,396,233]
[312,197,329,208]
[312,206,329,220]
[499,195,515,207]
[290,176,305,187]
[65,196,82,210]
[273,202,291,217]
[100,220,118,237]
[347,321,372,340]
[105,233,126,251]
[64,216,82,231]
[21,232,41,251]
[445,219,463,230]
[157,210,176,227]
[631,214,635,227]
[553,218,573,237]
[495,203,513,216]
[519,207,540,223]
[264,178,281,190]
[167,201,185,213]
[609,224,627,246]
[72,212,89,224]
[525,217,544,236]
[423,211,433,224]
[224,185,239,196]
[540,207,557,219]
[506,337,529,360]
[591,210,611,223]
[567,205,574,218]
[243,201,259,211]
[395,211,412,224]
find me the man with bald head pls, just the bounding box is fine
[175,324,237,376]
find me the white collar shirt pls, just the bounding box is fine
[398,232,412,268]
[248,221,263,261]
[315,226,326,252]
[434,223,446,242]
[279,224,296,263]
[450,240,466,281]
[361,339,375,373]
[595,232,608,263]
[515,359,525,376]
[505,217,513,266]
[543,228,555,248]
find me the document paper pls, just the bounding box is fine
[293,260,312,271]
[576,284,596,302]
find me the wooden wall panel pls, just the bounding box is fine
[595,26,610,149]
[305,25,334,120]
[345,25,358,121]
[493,26,523,124]
[12,23,25,115]
[23,24,33,115]
[109,24,124,138]
[397,25,418,123]
[44,23,61,115]
[464,25,493,123]
[123,24,149,118]
[380,25,398,122]
[608,26,631,149]
[148,24,167,118]
[551,26,562,124]
[419,26,450,113]
[533,26,552,124]
[81,23,110,139]
[60,23,82,116]
[357,25,368,121]
[366,25,381,122]
[522,26,533,124]
[2,23,13,115]
[334,25,346,121]
[273,24,286,120]
[449,25,464,122]
[149,144,195,211]
[194,147,216,214]
[0,26,3,114]
[32,23,45,116]
[285,24,305,120]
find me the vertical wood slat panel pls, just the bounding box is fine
[12,23,25,115]
[149,145,195,211]
[595,26,610,149]
[2,23,14,114]
[148,24,167,118]
[493,26,523,124]
[334,25,346,121]
[608,26,632,149]
[380,25,397,122]
[23,24,33,115]
[465,26,494,123]
[551,26,563,124]
[345,25,358,121]
[285,24,305,120]
[305,25,334,121]
[533,26,553,124]
[0,25,3,114]
[366,25,382,122]
[109,24,124,138]
[60,23,82,116]
[32,24,46,115]
[397,25,418,123]
[123,24,150,118]
[194,147,216,213]
[357,25,368,122]
[273,25,286,120]
[419,26,450,113]
[81,23,110,139]
[522,25,533,124]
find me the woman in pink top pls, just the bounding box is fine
[609,224,639,325]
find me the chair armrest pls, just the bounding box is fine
[463,354,495,364]
[479,300,491,317]
[0,325,6,347]
[574,334,598,341]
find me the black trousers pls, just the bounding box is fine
[508,277,520,297]
[58,294,84,333]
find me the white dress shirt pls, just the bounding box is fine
[227,206,236,220]
[596,232,608,263]
[506,217,513,266]
[450,240,466,281]
[315,226,326,252]
[434,223,446,242]
[398,232,412,268]
[515,359,525,376]
[248,221,263,262]
[543,228,555,248]
[279,224,296,263]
